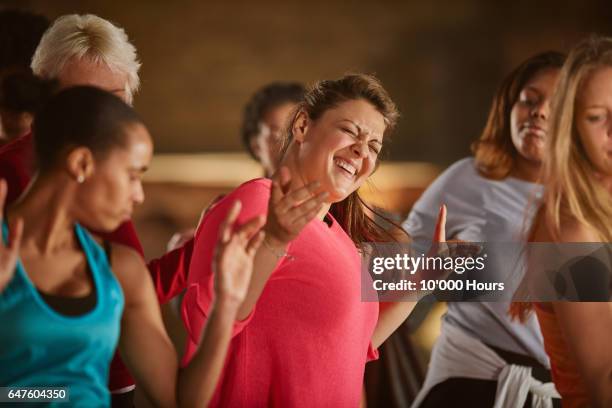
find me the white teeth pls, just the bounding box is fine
[334,158,357,175]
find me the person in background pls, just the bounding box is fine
[511,36,612,408]
[167,81,307,252]
[404,51,565,407]
[0,72,56,144]
[241,81,306,177]
[0,9,49,143]
[0,13,197,406]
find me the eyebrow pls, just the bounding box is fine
[583,104,608,109]
[338,119,382,143]
[523,86,543,94]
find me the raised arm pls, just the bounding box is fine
[177,201,264,405]
[371,205,447,348]
[114,243,178,407]
[235,168,328,320]
[115,201,265,407]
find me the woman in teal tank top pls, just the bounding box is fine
[0,86,266,407]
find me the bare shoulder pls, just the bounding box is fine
[108,243,149,299]
[531,207,600,242]
[558,217,600,243]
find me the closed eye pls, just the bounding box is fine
[586,115,605,123]
[341,126,357,137]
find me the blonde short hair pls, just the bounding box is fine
[31,14,141,104]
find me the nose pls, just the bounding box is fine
[132,181,145,205]
[351,140,368,158]
[530,100,550,121]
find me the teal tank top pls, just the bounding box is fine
[0,223,124,407]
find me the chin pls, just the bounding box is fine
[329,187,356,203]
[95,217,124,233]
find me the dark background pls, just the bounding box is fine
[3,0,611,165]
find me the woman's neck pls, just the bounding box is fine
[595,172,612,194]
[283,151,331,220]
[8,173,77,255]
[510,156,542,183]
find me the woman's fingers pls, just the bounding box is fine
[270,172,284,206]
[219,200,242,244]
[246,231,265,256]
[0,179,6,224]
[291,205,325,231]
[276,181,321,214]
[7,217,23,254]
[0,217,21,293]
[278,166,291,193]
[266,167,329,244]
[433,204,447,243]
[235,215,266,242]
[286,191,329,224]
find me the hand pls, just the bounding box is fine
[429,205,482,257]
[166,228,195,251]
[432,204,447,244]
[0,180,23,293]
[213,200,265,307]
[424,205,449,278]
[446,239,483,258]
[264,167,328,247]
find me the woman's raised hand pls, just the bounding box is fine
[0,180,23,293]
[264,167,328,247]
[213,200,266,306]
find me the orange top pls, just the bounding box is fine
[535,303,591,408]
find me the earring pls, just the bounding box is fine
[77,174,85,184]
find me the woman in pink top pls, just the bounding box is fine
[182,74,446,407]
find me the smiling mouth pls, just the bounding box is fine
[334,157,358,178]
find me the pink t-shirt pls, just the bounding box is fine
[181,178,379,407]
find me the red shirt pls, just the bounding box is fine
[0,134,193,391]
[182,178,379,407]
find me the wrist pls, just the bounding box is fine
[211,295,242,315]
[261,231,288,249]
[261,236,293,261]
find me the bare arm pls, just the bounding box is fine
[115,201,265,407]
[552,302,612,408]
[114,244,179,407]
[372,205,447,348]
[548,220,612,408]
[177,201,264,406]
[235,167,328,320]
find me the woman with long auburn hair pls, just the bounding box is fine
[181,73,446,407]
[511,36,612,408]
[404,51,566,407]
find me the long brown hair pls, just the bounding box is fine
[471,52,565,179]
[282,73,405,246]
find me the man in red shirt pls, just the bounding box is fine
[0,13,192,406]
